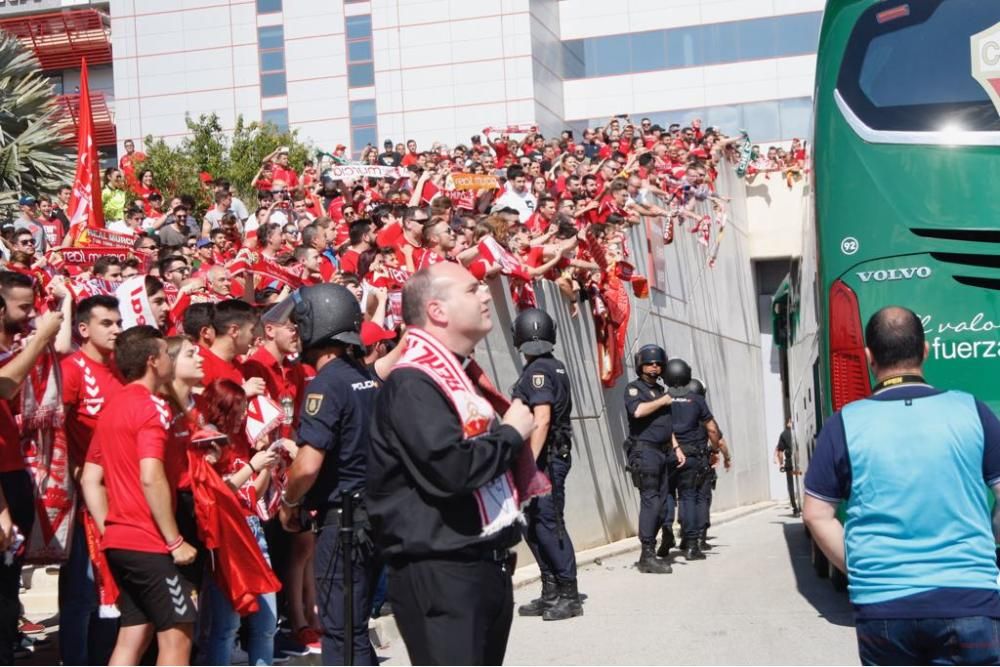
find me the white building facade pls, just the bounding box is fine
[109,0,823,154]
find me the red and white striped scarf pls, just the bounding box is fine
[395,328,522,536]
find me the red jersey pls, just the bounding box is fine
[272,165,299,189]
[340,249,362,275]
[525,212,551,236]
[394,238,424,273]
[241,346,313,429]
[0,351,22,472]
[89,383,184,553]
[200,345,245,388]
[61,351,123,467]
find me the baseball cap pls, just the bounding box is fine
[199,171,214,184]
[18,195,36,207]
[196,238,214,249]
[335,144,346,151]
[360,321,395,347]
[384,139,394,148]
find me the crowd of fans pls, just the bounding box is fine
[0,114,752,663]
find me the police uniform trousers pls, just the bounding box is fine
[388,552,514,666]
[314,508,378,666]
[631,443,672,548]
[677,454,712,541]
[661,469,680,535]
[524,450,577,582]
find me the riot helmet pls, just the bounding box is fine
[288,283,363,351]
[688,377,707,397]
[511,308,556,356]
[634,344,667,377]
[664,358,692,388]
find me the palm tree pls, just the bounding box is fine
[0,31,74,210]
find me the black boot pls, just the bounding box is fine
[698,530,711,551]
[656,527,675,559]
[684,543,706,561]
[636,546,672,574]
[543,579,584,621]
[518,574,558,616]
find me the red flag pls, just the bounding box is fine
[66,58,105,246]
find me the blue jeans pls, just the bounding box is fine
[201,516,277,666]
[58,522,118,665]
[857,616,1000,665]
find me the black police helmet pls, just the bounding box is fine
[634,344,667,375]
[688,377,707,397]
[664,358,692,388]
[511,308,556,356]
[291,283,362,351]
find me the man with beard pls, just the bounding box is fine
[0,272,64,661]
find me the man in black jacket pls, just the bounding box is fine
[367,262,534,665]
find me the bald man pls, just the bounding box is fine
[367,262,534,665]
[804,306,1000,664]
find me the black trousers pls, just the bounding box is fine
[524,453,577,582]
[785,470,798,512]
[389,557,513,666]
[0,471,34,666]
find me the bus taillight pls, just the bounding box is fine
[829,279,871,410]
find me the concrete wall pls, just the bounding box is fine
[474,162,770,550]
[745,175,809,260]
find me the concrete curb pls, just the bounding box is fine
[370,500,777,649]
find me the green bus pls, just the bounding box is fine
[774,0,1000,587]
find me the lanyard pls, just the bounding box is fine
[871,374,926,393]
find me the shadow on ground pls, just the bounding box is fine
[781,521,855,628]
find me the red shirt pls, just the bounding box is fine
[0,351,22,472]
[61,351,123,467]
[340,249,362,275]
[241,346,313,430]
[272,165,299,189]
[89,383,182,553]
[394,238,424,273]
[200,345,245,388]
[525,212,551,236]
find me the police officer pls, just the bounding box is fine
[665,359,727,561]
[510,308,582,621]
[624,344,685,574]
[277,284,379,665]
[688,377,731,549]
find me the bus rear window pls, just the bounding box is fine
[837,0,1000,132]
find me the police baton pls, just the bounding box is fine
[341,490,355,665]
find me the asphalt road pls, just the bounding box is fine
[375,504,859,666]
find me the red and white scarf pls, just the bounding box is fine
[395,328,522,536]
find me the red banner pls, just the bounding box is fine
[50,246,150,270]
[76,227,135,249]
[66,58,105,245]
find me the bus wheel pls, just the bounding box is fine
[829,562,848,592]
[811,539,829,579]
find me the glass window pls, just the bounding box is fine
[352,126,377,154]
[704,104,742,133]
[350,99,377,126]
[743,100,781,141]
[702,21,741,66]
[346,15,372,40]
[666,26,703,68]
[256,0,281,13]
[779,12,823,57]
[262,108,289,131]
[348,62,375,87]
[630,31,667,72]
[260,73,287,97]
[779,98,813,140]
[258,25,284,50]
[584,34,630,77]
[737,16,777,62]
[562,40,586,79]
[260,50,284,72]
[348,40,373,63]
[839,0,1000,131]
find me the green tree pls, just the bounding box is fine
[0,32,74,212]
[140,113,313,215]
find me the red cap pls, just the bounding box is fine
[199,171,214,183]
[360,321,396,347]
[335,144,346,151]
[691,148,709,159]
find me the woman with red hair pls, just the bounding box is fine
[195,379,282,666]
